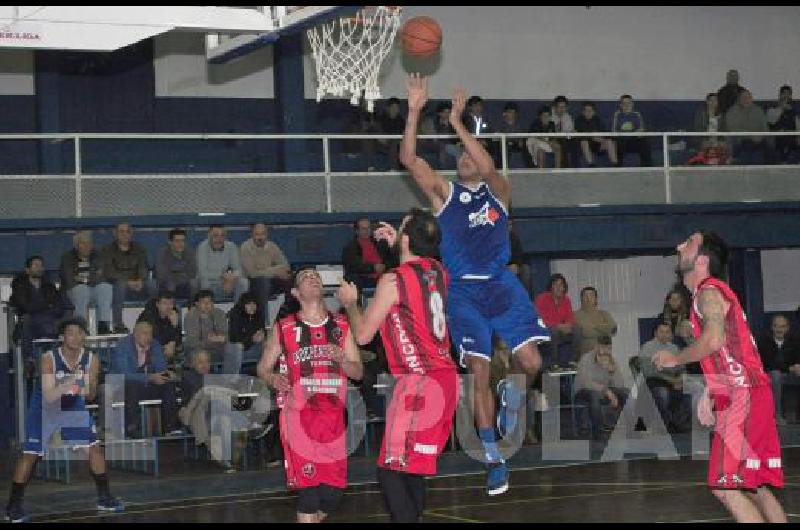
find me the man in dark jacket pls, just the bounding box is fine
[110,320,180,437]
[136,290,182,363]
[60,230,113,334]
[102,223,154,333]
[757,314,800,424]
[10,256,69,358]
[342,217,396,290]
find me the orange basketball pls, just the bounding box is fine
[400,16,442,57]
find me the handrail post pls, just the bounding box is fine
[663,132,671,204]
[74,135,82,217]
[323,137,332,213]
[500,133,509,178]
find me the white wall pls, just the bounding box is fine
[761,249,800,312]
[153,32,274,98]
[550,255,678,382]
[303,6,800,101]
[0,50,34,95]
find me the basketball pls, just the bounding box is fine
[401,16,442,57]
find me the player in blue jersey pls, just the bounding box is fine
[5,318,123,523]
[400,74,549,495]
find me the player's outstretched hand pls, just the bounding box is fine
[697,387,715,427]
[336,280,359,308]
[407,73,428,112]
[652,350,680,370]
[451,87,467,122]
[374,221,397,247]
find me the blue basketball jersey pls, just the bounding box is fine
[27,348,93,414]
[436,181,510,280]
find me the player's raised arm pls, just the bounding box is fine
[400,74,450,211]
[449,88,510,208]
[337,273,398,346]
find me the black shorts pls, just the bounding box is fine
[296,485,343,516]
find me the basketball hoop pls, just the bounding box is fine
[307,6,402,113]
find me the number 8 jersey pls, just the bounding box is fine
[380,257,455,375]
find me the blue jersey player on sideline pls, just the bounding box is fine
[400,74,549,495]
[5,318,123,523]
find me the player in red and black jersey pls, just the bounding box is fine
[257,267,362,524]
[337,208,459,523]
[654,230,786,523]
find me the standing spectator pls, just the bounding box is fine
[612,95,652,167]
[526,106,562,168]
[378,97,406,169]
[497,102,526,167]
[240,223,291,310]
[197,225,248,302]
[102,223,153,333]
[574,102,618,166]
[574,335,630,440]
[717,69,744,117]
[342,217,395,291]
[534,273,575,369]
[10,256,68,358]
[110,320,181,437]
[155,228,197,300]
[60,230,113,334]
[550,95,578,166]
[136,290,181,364]
[722,89,770,164]
[227,292,266,375]
[573,286,617,360]
[183,289,230,370]
[462,95,499,161]
[638,323,691,432]
[766,85,800,163]
[757,314,800,425]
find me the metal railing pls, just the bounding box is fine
[0,130,799,218]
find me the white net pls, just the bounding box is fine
[307,6,402,113]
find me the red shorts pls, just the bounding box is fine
[707,385,784,490]
[280,404,347,490]
[378,370,459,476]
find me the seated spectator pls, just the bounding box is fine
[102,223,154,333]
[526,106,563,168]
[722,89,771,164]
[180,349,210,414]
[658,287,700,374]
[377,97,406,169]
[534,273,575,369]
[183,289,231,371]
[155,228,197,300]
[573,286,617,360]
[498,102,527,167]
[10,256,69,359]
[425,101,459,169]
[612,94,652,167]
[766,85,800,163]
[197,225,248,302]
[240,223,291,311]
[757,314,800,425]
[342,217,395,291]
[550,95,579,167]
[575,102,618,166]
[507,219,532,296]
[137,290,182,364]
[692,92,723,150]
[60,230,113,334]
[574,335,630,441]
[638,323,691,432]
[227,292,266,375]
[110,320,181,437]
[462,95,499,160]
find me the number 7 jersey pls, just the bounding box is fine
[380,257,455,375]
